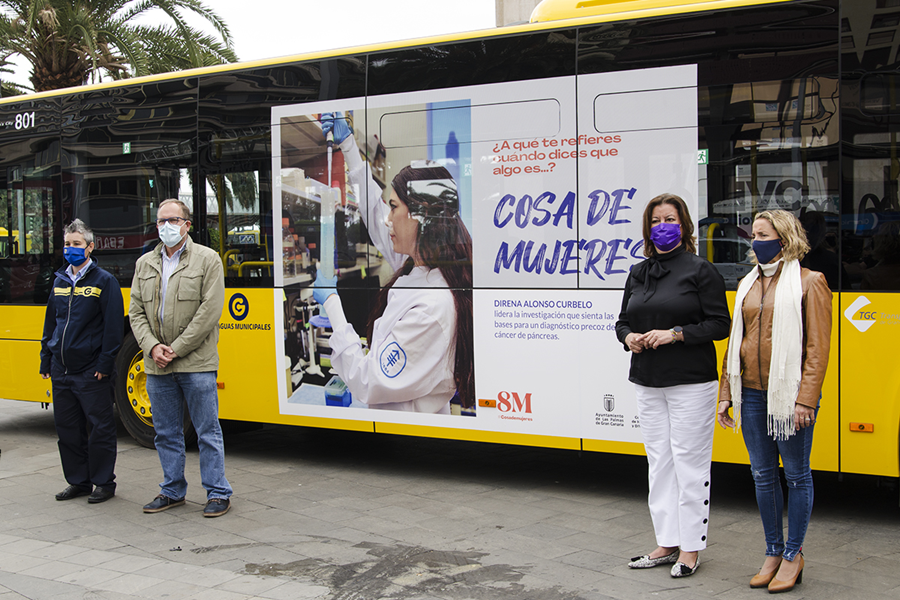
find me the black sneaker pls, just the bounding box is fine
[203,498,230,518]
[87,487,115,504]
[143,494,185,513]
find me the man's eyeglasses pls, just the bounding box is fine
[156,217,188,227]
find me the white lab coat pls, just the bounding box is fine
[323,135,457,414]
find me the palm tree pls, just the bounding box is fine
[0,0,238,92]
[0,51,27,95]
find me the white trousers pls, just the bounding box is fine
[635,381,717,552]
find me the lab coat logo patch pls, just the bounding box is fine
[380,342,406,378]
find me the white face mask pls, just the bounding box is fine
[159,222,185,248]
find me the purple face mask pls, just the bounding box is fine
[650,222,682,252]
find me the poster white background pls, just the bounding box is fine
[271,65,699,444]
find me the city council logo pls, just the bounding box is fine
[229,293,249,321]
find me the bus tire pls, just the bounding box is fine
[114,332,197,449]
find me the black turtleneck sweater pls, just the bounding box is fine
[615,245,731,388]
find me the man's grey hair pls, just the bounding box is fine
[64,218,94,245]
[158,198,192,221]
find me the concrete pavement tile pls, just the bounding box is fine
[554,531,632,555]
[0,536,20,546]
[415,515,484,537]
[524,559,611,588]
[338,514,420,536]
[174,566,243,587]
[99,554,164,573]
[556,548,622,572]
[257,580,332,599]
[12,522,93,544]
[216,574,285,595]
[93,573,166,594]
[297,503,364,524]
[20,542,86,561]
[132,560,202,580]
[17,560,84,580]
[0,571,84,598]
[310,526,394,547]
[133,578,208,599]
[185,587,254,600]
[60,548,122,567]
[463,529,577,560]
[506,521,581,541]
[380,526,454,548]
[0,551,51,573]
[63,534,128,551]
[54,566,121,587]
[116,530,202,554]
[214,545,306,566]
[0,538,53,554]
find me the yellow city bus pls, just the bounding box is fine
[2,0,898,478]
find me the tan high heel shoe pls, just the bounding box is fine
[749,557,782,588]
[768,554,804,594]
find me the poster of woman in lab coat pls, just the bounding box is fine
[274,102,475,416]
[313,112,474,414]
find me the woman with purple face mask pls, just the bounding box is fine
[615,193,731,578]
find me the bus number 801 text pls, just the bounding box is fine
[15,112,35,130]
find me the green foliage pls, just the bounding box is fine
[0,0,238,92]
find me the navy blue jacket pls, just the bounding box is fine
[40,258,125,376]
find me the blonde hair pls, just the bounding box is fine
[753,209,810,262]
[158,198,191,221]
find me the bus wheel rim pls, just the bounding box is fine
[125,354,152,427]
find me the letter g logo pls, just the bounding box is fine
[229,293,249,321]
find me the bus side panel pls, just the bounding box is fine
[840,292,900,477]
[0,340,51,402]
[709,293,840,472]
[375,423,582,451]
[0,306,51,402]
[216,288,373,433]
[812,293,840,472]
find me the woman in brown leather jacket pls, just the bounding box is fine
[717,209,832,593]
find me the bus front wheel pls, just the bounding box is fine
[114,332,197,449]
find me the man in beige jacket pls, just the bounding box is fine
[129,199,231,517]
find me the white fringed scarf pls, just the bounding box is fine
[726,259,803,440]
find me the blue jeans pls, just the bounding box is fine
[741,387,816,561]
[146,372,232,500]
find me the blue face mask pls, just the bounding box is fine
[64,246,88,267]
[752,239,783,264]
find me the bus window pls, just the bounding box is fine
[62,80,198,284]
[699,76,840,290]
[206,169,272,280]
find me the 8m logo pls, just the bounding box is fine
[497,391,532,414]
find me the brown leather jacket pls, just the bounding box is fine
[720,264,832,408]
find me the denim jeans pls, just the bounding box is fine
[741,387,816,561]
[146,371,232,500]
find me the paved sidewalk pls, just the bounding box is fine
[0,397,898,600]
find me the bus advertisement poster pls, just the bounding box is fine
[271,64,698,444]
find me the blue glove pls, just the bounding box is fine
[320,112,352,144]
[313,270,337,306]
